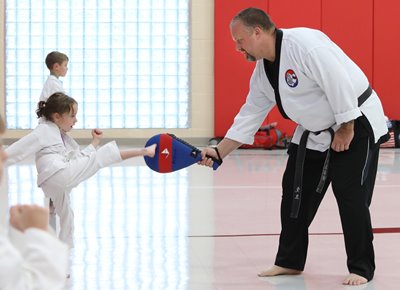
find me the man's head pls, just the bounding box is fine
[45,51,69,77]
[230,7,276,62]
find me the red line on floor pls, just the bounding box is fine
[189,227,400,238]
[373,227,400,234]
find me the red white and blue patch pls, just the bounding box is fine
[285,69,298,87]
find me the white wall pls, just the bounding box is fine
[0,0,215,142]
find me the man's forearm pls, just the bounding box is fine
[216,138,243,159]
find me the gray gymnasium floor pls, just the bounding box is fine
[5,147,400,290]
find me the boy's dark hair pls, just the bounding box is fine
[231,7,275,31]
[36,92,77,121]
[45,51,69,70]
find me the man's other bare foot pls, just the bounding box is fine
[258,265,302,277]
[342,273,368,286]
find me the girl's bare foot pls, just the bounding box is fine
[258,265,302,277]
[145,144,157,158]
[342,273,368,286]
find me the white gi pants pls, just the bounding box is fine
[40,141,122,247]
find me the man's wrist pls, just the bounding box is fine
[341,120,354,129]
[213,147,223,161]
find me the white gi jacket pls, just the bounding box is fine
[226,28,388,152]
[5,121,96,187]
[5,121,122,248]
[0,227,68,290]
[39,75,65,102]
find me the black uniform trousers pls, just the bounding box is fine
[275,116,379,281]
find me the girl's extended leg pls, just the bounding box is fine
[38,141,156,248]
[120,143,156,160]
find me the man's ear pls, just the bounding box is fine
[254,26,262,37]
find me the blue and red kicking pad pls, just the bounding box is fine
[144,133,221,173]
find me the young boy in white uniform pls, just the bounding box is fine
[199,7,388,286]
[40,51,69,102]
[5,92,157,248]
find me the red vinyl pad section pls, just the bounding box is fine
[158,133,173,173]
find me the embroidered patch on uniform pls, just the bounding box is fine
[285,69,298,87]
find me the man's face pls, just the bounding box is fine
[231,20,257,62]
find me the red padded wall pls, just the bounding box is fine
[322,0,373,82]
[214,0,399,138]
[214,0,268,137]
[269,0,321,29]
[373,0,400,119]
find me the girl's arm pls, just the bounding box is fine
[5,132,42,166]
[65,129,103,157]
[91,129,103,148]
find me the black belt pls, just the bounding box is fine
[290,85,372,218]
[358,85,372,107]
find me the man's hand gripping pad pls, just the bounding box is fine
[144,133,221,173]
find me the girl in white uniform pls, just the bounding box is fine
[0,115,69,290]
[39,51,69,227]
[200,7,389,286]
[5,92,156,248]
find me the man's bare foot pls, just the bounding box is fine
[342,273,368,286]
[145,144,157,158]
[258,265,302,277]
